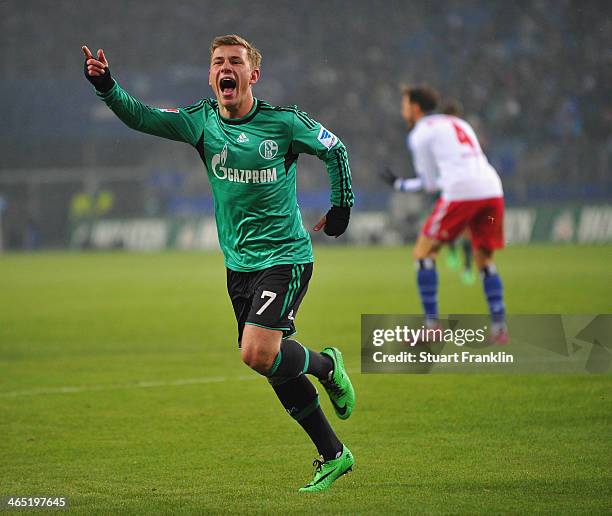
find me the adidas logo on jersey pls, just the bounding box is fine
[317,125,337,150]
[237,133,249,143]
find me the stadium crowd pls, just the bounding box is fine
[1,0,610,222]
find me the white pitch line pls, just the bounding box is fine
[0,375,258,398]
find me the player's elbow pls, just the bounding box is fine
[122,117,144,132]
[331,137,346,154]
[320,137,345,159]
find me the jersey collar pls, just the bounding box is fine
[412,113,436,132]
[218,98,260,125]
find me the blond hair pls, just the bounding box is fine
[210,34,262,69]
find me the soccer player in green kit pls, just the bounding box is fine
[82,35,355,492]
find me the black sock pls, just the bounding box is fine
[300,407,343,461]
[266,339,333,381]
[462,238,473,270]
[270,374,342,461]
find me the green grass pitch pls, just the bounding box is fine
[1,245,611,514]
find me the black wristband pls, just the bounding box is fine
[83,60,114,93]
[324,206,351,237]
[379,167,398,187]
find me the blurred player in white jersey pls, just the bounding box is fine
[381,85,507,343]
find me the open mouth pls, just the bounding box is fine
[219,77,237,96]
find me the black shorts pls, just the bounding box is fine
[227,263,313,345]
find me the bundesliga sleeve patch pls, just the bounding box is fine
[317,125,338,150]
[158,108,180,113]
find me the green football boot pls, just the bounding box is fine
[299,445,354,493]
[320,347,355,420]
[461,268,476,285]
[446,248,460,269]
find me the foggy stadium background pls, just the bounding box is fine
[1,0,610,250]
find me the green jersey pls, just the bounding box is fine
[95,82,354,271]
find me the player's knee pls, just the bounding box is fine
[413,249,435,261]
[474,248,493,269]
[412,247,425,260]
[413,241,439,260]
[415,257,436,270]
[240,344,274,374]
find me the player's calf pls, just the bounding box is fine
[479,263,508,341]
[264,338,333,380]
[480,263,505,322]
[268,373,344,466]
[415,257,439,323]
[413,234,442,323]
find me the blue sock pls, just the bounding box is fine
[416,258,438,321]
[481,264,505,324]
